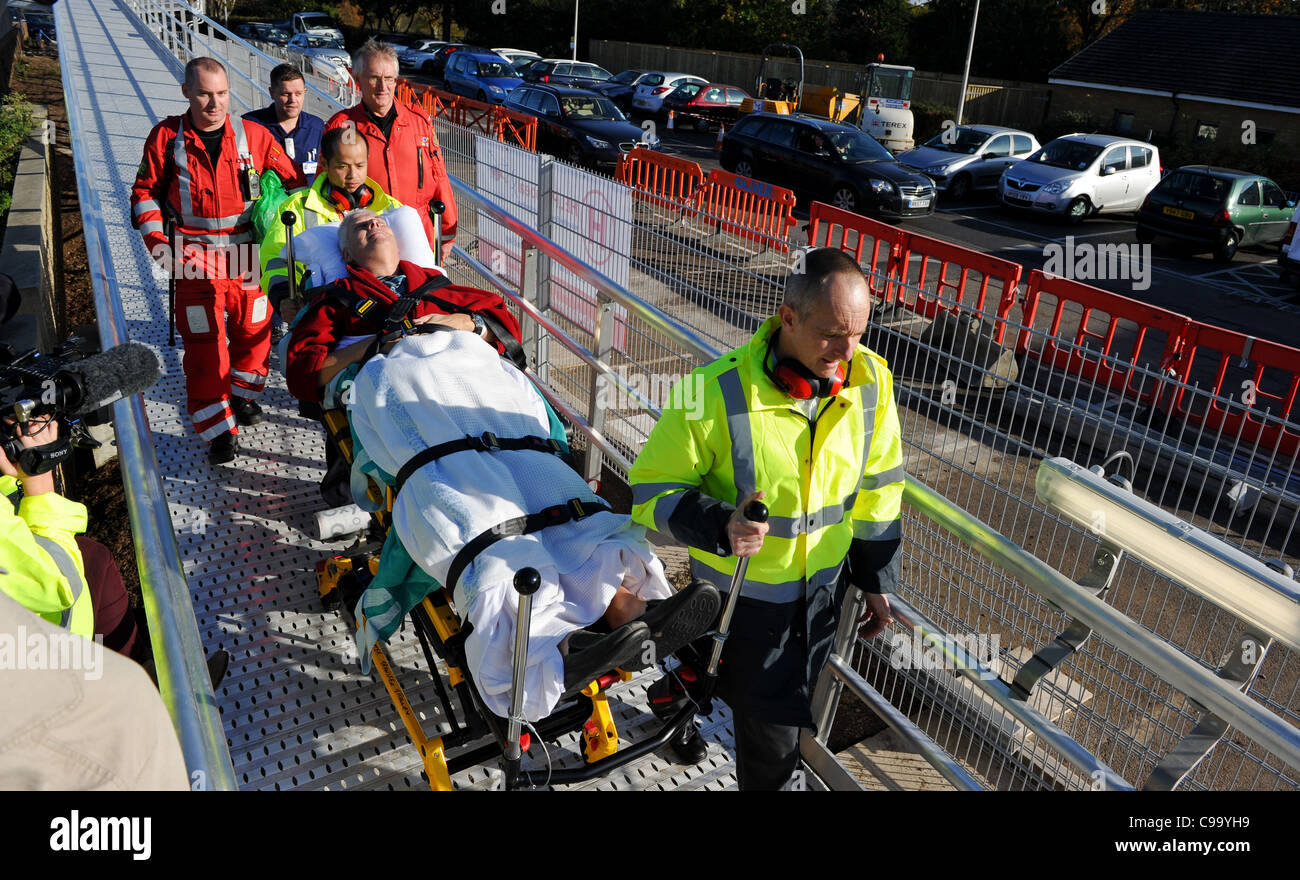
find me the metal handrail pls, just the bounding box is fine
[57,0,237,789]
[824,653,984,790]
[129,0,345,113]
[884,594,1132,790]
[904,476,1300,772]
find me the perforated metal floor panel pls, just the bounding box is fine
[62,0,744,791]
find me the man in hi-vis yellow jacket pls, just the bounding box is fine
[631,248,904,790]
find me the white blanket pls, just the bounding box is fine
[348,331,671,720]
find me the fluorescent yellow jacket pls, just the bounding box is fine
[259,173,402,302]
[630,315,904,605]
[0,477,93,638]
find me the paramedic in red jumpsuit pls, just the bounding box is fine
[132,57,304,464]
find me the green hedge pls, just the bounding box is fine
[0,93,35,219]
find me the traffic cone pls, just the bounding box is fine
[667,109,675,130]
[714,124,725,152]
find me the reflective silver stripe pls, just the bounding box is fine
[304,209,328,228]
[230,115,251,161]
[174,117,194,219]
[133,199,161,219]
[631,481,696,506]
[717,368,754,506]
[840,362,881,516]
[139,220,164,236]
[198,415,237,440]
[231,369,266,386]
[192,401,229,422]
[691,557,844,604]
[32,535,84,629]
[862,464,906,491]
[185,231,255,247]
[854,519,902,541]
[230,387,261,400]
[182,212,250,230]
[653,489,690,537]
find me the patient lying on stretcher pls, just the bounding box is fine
[286,210,721,721]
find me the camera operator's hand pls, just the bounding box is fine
[0,415,58,496]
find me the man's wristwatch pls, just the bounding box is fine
[470,312,487,338]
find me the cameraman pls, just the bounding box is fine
[0,412,93,638]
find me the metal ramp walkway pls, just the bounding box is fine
[57,0,746,791]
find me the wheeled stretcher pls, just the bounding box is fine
[312,326,711,790]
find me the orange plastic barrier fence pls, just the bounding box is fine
[396,81,536,151]
[615,148,705,211]
[1173,324,1300,458]
[806,201,907,302]
[1018,270,1193,409]
[690,169,797,252]
[896,230,1023,344]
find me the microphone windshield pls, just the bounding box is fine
[57,342,163,415]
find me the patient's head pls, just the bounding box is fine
[339,209,400,276]
[321,127,369,193]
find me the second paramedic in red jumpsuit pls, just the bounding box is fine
[132,58,304,464]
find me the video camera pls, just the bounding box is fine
[0,337,162,476]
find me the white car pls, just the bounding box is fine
[287,33,350,79]
[494,48,540,71]
[999,133,1161,224]
[1280,218,1300,289]
[631,72,707,115]
[399,40,449,72]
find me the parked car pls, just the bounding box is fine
[503,84,648,170]
[278,11,344,43]
[897,125,1039,201]
[443,52,524,104]
[720,113,936,218]
[399,40,449,71]
[520,59,614,88]
[999,133,1161,224]
[631,72,706,115]
[286,33,351,78]
[1135,166,1297,262]
[1280,217,1300,288]
[494,48,541,71]
[425,44,493,84]
[660,82,751,130]
[590,69,651,112]
[237,22,289,46]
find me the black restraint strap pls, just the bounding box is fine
[445,497,612,593]
[394,431,566,495]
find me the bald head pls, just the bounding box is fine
[775,248,871,380]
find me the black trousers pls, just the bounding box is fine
[730,708,803,791]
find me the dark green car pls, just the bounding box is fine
[1135,166,1296,262]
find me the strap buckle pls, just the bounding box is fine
[568,498,587,519]
[477,431,500,452]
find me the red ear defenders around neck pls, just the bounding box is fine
[764,329,847,399]
[326,182,375,214]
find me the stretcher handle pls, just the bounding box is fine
[281,211,299,305]
[707,500,768,676]
[429,200,446,263]
[505,567,542,763]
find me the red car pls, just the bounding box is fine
[660,82,751,131]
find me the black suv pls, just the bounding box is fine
[520,59,614,89]
[720,113,936,218]
[504,85,647,170]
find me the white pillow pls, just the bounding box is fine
[282,205,442,289]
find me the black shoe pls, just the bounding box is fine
[207,430,238,465]
[667,718,709,764]
[231,397,264,426]
[207,650,230,688]
[638,580,721,665]
[561,620,651,699]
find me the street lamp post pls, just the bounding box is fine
[954,0,980,126]
[572,0,580,61]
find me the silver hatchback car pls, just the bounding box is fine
[897,125,1039,201]
[999,133,1162,224]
